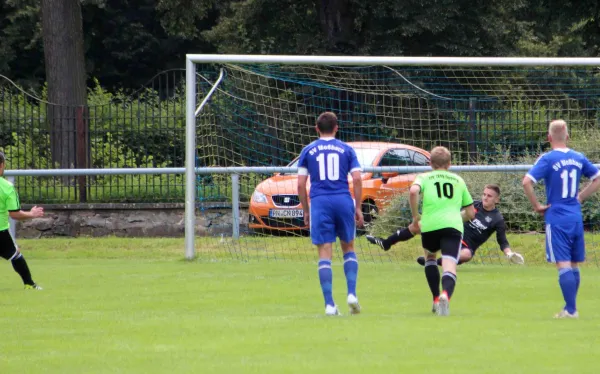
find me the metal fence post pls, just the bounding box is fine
[76,105,88,202]
[468,97,477,163]
[231,174,240,240]
[7,176,16,239]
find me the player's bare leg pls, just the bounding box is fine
[419,247,472,266]
[459,248,473,264]
[438,257,458,316]
[423,250,440,313]
[341,240,360,315]
[317,243,333,260]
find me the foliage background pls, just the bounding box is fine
[2,0,600,91]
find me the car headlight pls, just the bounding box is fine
[252,190,268,203]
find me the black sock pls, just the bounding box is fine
[442,271,457,299]
[12,254,34,285]
[385,227,414,247]
[424,260,441,299]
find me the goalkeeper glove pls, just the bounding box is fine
[506,251,525,265]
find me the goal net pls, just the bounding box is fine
[186,56,600,265]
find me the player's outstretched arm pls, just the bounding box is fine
[503,247,525,264]
[462,205,476,221]
[9,206,44,221]
[495,221,523,264]
[460,209,471,222]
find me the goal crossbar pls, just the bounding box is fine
[186,54,600,66]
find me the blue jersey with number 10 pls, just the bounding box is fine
[526,148,600,224]
[297,138,361,199]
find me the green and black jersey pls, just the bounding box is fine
[0,177,20,231]
[412,170,473,233]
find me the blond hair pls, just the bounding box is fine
[430,146,451,169]
[549,119,568,142]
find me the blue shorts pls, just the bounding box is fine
[545,221,585,263]
[309,194,356,245]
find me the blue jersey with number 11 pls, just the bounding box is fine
[526,148,600,224]
[297,138,361,199]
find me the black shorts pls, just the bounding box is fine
[421,228,463,262]
[0,229,19,260]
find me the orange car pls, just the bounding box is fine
[248,142,431,232]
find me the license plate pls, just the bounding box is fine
[269,209,304,218]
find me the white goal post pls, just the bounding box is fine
[185,55,600,260]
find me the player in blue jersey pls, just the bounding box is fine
[523,120,600,318]
[297,112,365,316]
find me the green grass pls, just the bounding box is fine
[2,237,600,373]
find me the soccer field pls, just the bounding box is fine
[1,238,599,374]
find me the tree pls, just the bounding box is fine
[41,0,88,170]
[156,0,219,39]
[81,0,217,91]
[202,0,529,56]
[203,0,324,54]
[514,0,600,57]
[0,0,45,89]
[319,0,355,53]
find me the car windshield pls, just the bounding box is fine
[285,147,381,172]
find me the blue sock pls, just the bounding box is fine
[558,268,577,314]
[318,259,334,307]
[573,268,581,295]
[343,252,358,297]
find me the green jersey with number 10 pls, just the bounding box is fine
[413,170,473,233]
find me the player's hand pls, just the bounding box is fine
[506,251,525,265]
[303,210,310,227]
[355,210,364,228]
[533,204,550,215]
[411,213,421,227]
[408,221,421,235]
[30,206,44,218]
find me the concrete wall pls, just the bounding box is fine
[15,203,247,238]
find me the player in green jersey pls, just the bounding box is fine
[0,151,45,290]
[409,146,475,316]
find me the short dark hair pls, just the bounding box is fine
[0,151,4,165]
[316,112,338,134]
[484,184,500,196]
